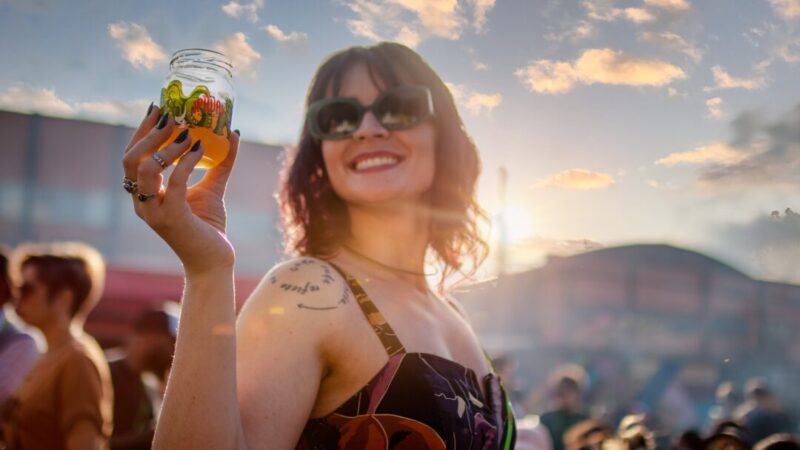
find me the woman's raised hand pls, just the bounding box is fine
[122,105,240,274]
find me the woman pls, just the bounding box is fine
[122,42,516,449]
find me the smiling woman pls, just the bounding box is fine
[121,41,516,450]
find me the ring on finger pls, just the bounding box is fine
[152,153,168,169]
[122,177,138,194]
[137,192,157,202]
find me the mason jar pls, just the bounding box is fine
[159,48,235,169]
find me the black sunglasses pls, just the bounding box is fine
[306,85,435,140]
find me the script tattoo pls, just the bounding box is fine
[268,259,349,311]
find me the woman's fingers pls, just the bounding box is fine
[165,140,204,205]
[198,130,240,192]
[124,103,160,154]
[122,112,176,182]
[133,127,195,213]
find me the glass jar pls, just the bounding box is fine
[159,48,235,169]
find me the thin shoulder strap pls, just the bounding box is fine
[327,262,406,357]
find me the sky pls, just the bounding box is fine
[1,0,799,283]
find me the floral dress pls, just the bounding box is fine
[296,264,516,450]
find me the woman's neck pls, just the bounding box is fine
[344,201,431,291]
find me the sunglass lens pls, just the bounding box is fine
[376,89,428,130]
[317,101,360,138]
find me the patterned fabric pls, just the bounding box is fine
[296,264,516,450]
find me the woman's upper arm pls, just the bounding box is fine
[235,258,346,449]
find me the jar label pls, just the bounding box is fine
[160,80,233,138]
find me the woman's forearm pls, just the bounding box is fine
[153,266,246,450]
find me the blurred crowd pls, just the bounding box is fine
[0,240,797,450]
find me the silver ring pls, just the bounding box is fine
[137,192,157,202]
[122,177,138,194]
[152,153,168,169]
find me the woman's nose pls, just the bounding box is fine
[353,111,389,140]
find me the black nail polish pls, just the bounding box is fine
[146,102,154,117]
[156,112,169,130]
[190,140,202,152]
[233,129,240,136]
[174,129,190,144]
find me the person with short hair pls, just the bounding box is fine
[541,365,590,450]
[108,304,178,450]
[0,245,39,446]
[735,378,794,444]
[3,242,113,450]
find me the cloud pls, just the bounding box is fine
[468,0,496,32]
[0,84,150,125]
[515,48,686,94]
[533,169,616,189]
[212,32,261,79]
[647,179,679,190]
[473,61,488,71]
[706,97,723,119]
[343,0,494,46]
[624,7,656,23]
[696,104,800,190]
[544,20,595,43]
[445,82,502,115]
[643,0,690,12]
[768,0,800,20]
[640,31,703,62]
[107,22,167,71]
[221,0,264,23]
[264,24,309,48]
[655,142,749,166]
[719,209,800,284]
[705,65,766,91]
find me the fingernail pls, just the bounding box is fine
[233,129,240,136]
[146,102,154,117]
[174,128,190,144]
[156,112,169,130]
[190,140,202,152]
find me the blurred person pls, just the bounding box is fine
[2,242,113,450]
[704,421,751,450]
[0,246,39,421]
[753,434,800,450]
[735,378,794,443]
[563,419,613,450]
[108,304,178,450]
[617,414,655,450]
[516,414,555,450]
[674,430,703,450]
[122,41,516,449]
[541,365,590,450]
[707,382,742,432]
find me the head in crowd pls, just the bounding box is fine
[563,419,613,450]
[10,241,106,330]
[705,421,752,450]
[744,378,779,410]
[0,244,11,307]
[548,364,587,413]
[753,434,800,450]
[617,414,655,450]
[279,42,488,290]
[128,303,179,380]
[675,430,704,450]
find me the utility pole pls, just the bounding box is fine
[497,166,508,277]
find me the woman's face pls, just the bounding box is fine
[321,63,436,208]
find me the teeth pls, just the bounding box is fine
[354,156,399,171]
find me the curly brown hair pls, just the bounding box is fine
[278,42,488,290]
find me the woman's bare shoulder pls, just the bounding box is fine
[238,256,352,330]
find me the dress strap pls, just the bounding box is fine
[327,262,406,357]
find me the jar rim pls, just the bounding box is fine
[170,48,233,77]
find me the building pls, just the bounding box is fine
[456,244,800,411]
[1,110,285,344]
